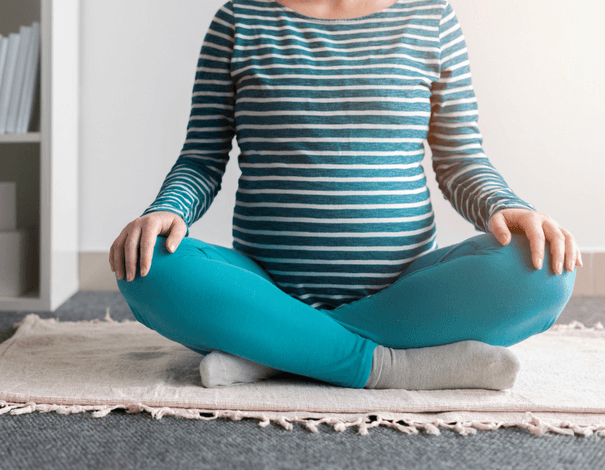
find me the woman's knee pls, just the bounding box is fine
[506,232,575,298]
[116,236,213,323]
[497,232,576,338]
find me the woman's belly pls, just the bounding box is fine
[231,164,439,310]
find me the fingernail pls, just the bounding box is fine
[556,262,563,274]
[537,258,543,269]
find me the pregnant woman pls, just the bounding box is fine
[111,0,580,390]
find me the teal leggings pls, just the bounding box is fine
[116,232,575,389]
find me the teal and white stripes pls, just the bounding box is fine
[140,3,237,229]
[428,1,536,232]
[142,0,536,310]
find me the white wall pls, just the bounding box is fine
[80,0,605,253]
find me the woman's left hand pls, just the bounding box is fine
[487,208,583,274]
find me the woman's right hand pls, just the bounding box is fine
[109,211,188,282]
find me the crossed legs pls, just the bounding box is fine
[116,232,575,389]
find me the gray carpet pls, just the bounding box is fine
[0,293,604,470]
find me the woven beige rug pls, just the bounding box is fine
[1,311,604,437]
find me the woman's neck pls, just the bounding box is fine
[272,0,400,20]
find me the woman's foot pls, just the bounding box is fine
[199,350,283,387]
[364,340,522,390]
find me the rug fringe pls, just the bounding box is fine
[86,307,139,325]
[1,401,604,437]
[549,320,604,331]
[12,308,138,329]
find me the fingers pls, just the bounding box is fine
[111,233,126,281]
[522,217,546,270]
[110,226,130,281]
[139,230,157,277]
[123,226,143,282]
[110,212,187,283]
[559,227,578,272]
[487,211,511,246]
[111,222,144,282]
[109,244,115,273]
[542,219,565,274]
[542,220,572,275]
[482,208,580,275]
[123,218,159,281]
[165,218,188,253]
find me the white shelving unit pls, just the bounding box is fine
[0,0,79,312]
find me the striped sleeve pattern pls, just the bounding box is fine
[140,2,236,237]
[428,2,537,233]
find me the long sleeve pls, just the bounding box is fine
[140,1,236,237]
[427,1,537,233]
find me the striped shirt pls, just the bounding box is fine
[141,0,537,310]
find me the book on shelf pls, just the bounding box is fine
[0,21,41,135]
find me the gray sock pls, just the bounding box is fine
[364,340,521,390]
[199,350,282,388]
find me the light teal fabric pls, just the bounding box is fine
[117,233,575,389]
[140,0,538,310]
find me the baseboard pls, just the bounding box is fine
[80,252,121,291]
[80,251,605,296]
